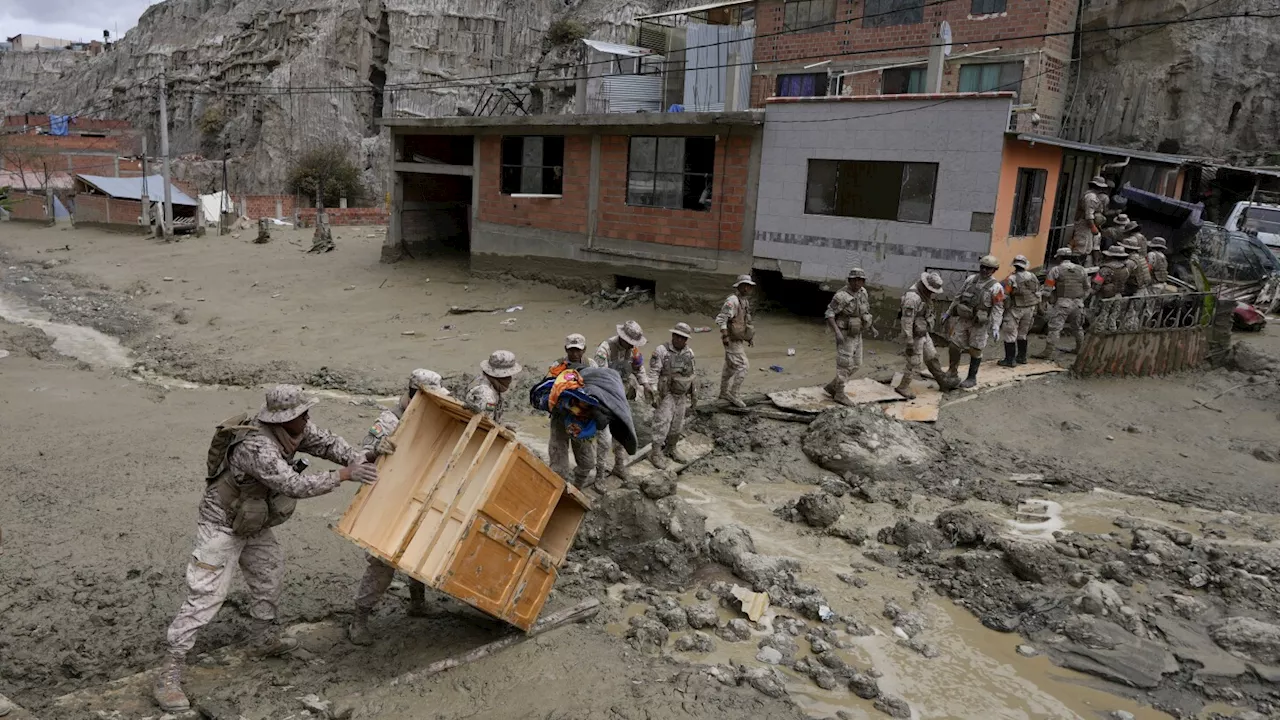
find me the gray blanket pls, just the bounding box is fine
[579,367,638,454]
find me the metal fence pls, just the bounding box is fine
[1073,290,1217,378]
[1087,291,1216,335]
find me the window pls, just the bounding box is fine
[970,0,1007,14]
[805,159,938,223]
[783,0,837,31]
[1009,168,1048,236]
[627,136,716,211]
[500,136,564,195]
[957,62,1023,100]
[864,0,925,28]
[881,67,925,94]
[1124,162,1178,196]
[777,73,829,97]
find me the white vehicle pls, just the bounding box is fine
[1226,201,1280,250]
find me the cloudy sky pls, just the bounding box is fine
[3,0,158,44]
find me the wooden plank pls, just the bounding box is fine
[768,379,905,414]
[411,425,501,577]
[415,440,519,581]
[504,549,558,630]
[883,392,941,423]
[393,413,483,562]
[626,431,714,483]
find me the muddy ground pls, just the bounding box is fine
[2,223,1280,720]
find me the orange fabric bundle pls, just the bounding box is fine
[548,369,584,408]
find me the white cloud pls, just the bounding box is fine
[2,1,156,44]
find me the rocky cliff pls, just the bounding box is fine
[1064,0,1279,161]
[0,0,672,195]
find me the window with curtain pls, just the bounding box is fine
[957,62,1023,100]
[881,67,925,94]
[864,0,925,27]
[626,136,716,211]
[500,136,565,195]
[1009,168,1048,236]
[805,159,938,223]
[776,73,829,97]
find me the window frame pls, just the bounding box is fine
[957,61,1023,100]
[804,159,939,224]
[776,72,831,98]
[782,0,837,33]
[880,66,926,94]
[499,135,565,197]
[1009,167,1048,237]
[863,0,925,28]
[625,135,717,212]
[970,0,1007,14]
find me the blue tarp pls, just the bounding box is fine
[49,115,70,136]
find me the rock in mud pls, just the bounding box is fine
[173,308,192,325]
[810,666,840,690]
[626,615,670,652]
[674,631,716,654]
[1227,341,1277,374]
[743,667,788,699]
[796,491,843,528]
[584,556,625,583]
[1076,579,1124,617]
[1003,541,1081,584]
[1017,645,1039,657]
[705,664,741,686]
[899,637,940,658]
[640,472,677,500]
[758,632,799,662]
[685,603,719,630]
[1131,529,1186,564]
[826,520,869,546]
[717,618,753,642]
[935,509,998,547]
[856,481,914,508]
[1210,617,1280,665]
[836,572,868,587]
[1165,594,1208,619]
[707,525,801,591]
[874,694,912,718]
[1052,615,1179,688]
[802,406,939,483]
[818,476,851,497]
[653,600,688,630]
[1100,560,1134,586]
[848,672,881,699]
[981,614,1021,633]
[577,489,706,587]
[755,646,784,665]
[878,518,944,557]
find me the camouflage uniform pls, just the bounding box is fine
[465,376,506,423]
[594,335,653,476]
[1071,189,1106,256]
[547,355,599,486]
[1148,249,1169,285]
[949,274,1005,354]
[650,340,696,456]
[900,285,938,374]
[1040,258,1090,357]
[1093,255,1131,332]
[1000,269,1040,341]
[824,285,873,389]
[715,293,752,401]
[166,421,361,657]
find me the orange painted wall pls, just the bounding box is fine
[990,137,1063,271]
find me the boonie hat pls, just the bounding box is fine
[1089,175,1108,189]
[1055,246,1078,258]
[848,267,866,279]
[1104,245,1129,258]
[671,322,693,339]
[1149,237,1168,250]
[616,320,647,348]
[979,255,1000,269]
[481,350,522,378]
[734,274,757,287]
[257,384,318,424]
[410,368,443,392]
[920,272,944,294]
[1012,255,1029,269]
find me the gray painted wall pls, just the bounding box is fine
[754,97,1012,291]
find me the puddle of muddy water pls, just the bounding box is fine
[0,292,134,368]
[667,474,1175,720]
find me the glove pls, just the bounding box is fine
[870,326,880,339]
[991,327,1000,342]
[941,312,950,323]
[348,462,379,485]
[374,437,396,457]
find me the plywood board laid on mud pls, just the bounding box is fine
[883,360,1065,423]
[334,391,591,631]
[626,431,715,482]
[767,379,905,414]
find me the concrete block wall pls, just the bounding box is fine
[297,207,388,226]
[8,192,48,221]
[753,97,1009,291]
[477,135,591,234]
[72,194,145,229]
[243,194,297,219]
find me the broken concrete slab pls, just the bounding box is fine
[768,379,905,414]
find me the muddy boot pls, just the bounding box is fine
[1034,341,1057,360]
[407,582,429,618]
[826,379,854,406]
[348,609,374,646]
[248,619,298,657]
[996,342,1017,368]
[946,346,963,378]
[927,359,960,392]
[650,445,669,469]
[611,461,630,481]
[960,357,982,389]
[152,654,189,712]
[667,437,691,464]
[1016,339,1029,365]
[894,374,916,400]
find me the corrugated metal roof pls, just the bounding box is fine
[635,0,753,20]
[1014,134,1196,167]
[76,174,197,206]
[583,39,653,57]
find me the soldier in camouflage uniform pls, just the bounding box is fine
[824,268,877,405]
[465,351,522,424]
[547,334,598,487]
[1121,236,1156,330]
[1071,176,1108,261]
[716,275,756,408]
[1036,247,1090,361]
[895,272,958,399]
[155,385,377,712]
[348,370,445,647]
[997,255,1039,367]
[649,323,697,470]
[1092,245,1131,331]
[946,255,1006,389]
[1148,237,1170,288]
[594,321,653,481]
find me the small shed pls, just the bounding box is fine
[579,39,666,114]
[72,174,199,229]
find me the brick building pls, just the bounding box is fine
[1,115,143,183]
[381,113,763,301]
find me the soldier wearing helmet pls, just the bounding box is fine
[824,267,877,405]
[1036,247,1090,361]
[944,255,1006,389]
[895,272,959,399]
[997,255,1039,367]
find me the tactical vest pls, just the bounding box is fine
[1097,261,1129,299]
[1149,252,1169,283]
[727,296,754,342]
[1010,271,1040,308]
[1125,255,1152,294]
[206,415,298,536]
[955,276,999,321]
[833,290,866,334]
[659,345,696,395]
[1055,263,1088,300]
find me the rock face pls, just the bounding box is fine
[0,0,668,193]
[1051,615,1180,689]
[1066,0,1280,159]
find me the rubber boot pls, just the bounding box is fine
[407,581,429,617]
[650,444,669,469]
[1034,341,1057,360]
[611,456,630,481]
[826,379,854,406]
[947,346,963,378]
[248,619,298,657]
[894,373,916,400]
[927,358,960,392]
[348,609,374,646]
[959,357,982,389]
[996,342,1017,368]
[1016,339,1029,365]
[152,654,190,712]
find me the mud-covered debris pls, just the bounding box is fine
[981,613,1021,633]
[1053,615,1179,688]
[1003,541,1081,584]
[757,632,799,663]
[1076,579,1124,616]
[583,556,625,583]
[755,646,783,665]
[298,694,332,718]
[704,664,741,686]
[1100,560,1133,586]
[653,599,689,630]
[819,652,849,673]
[856,481,914,508]
[640,472,677,500]
[796,491,844,528]
[818,476,851,497]
[802,406,939,483]
[836,572,868,587]
[173,308,192,325]
[1227,341,1278,374]
[578,489,706,587]
[626,615,670,652]
[935,509,998,547]
[862,548,900,567]
[743,667,788,699]
[717,618,753,642]
[731,585,770,622]
[685,603,719,630]
[1131,529,1186,564]
[848,672,881,699]
[810,666,839,690]
[827,519,869,546]
[878,518,944,558]
[1165,594,1208,619]
[874,695,912,718]
[1210,617,1280,665]
[898,636,940,658]
[674,631,716,654]
[1110,712,1135,720]
[1017,644,1039,657]
[708,525,801,591]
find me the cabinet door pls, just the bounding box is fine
[504,549,558,631]
[480,448,563,545]
[439,516,531,619]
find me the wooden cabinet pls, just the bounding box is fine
[334,390,590,630]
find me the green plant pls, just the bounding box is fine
[287,144,366,207]
[198,106,226,138]
[0,185,12,213]
[543,19,587,51]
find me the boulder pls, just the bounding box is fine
[685,603,719,630]
[1051,616,1179,688]
[874,694,912,718]
[1003,541,1081,584]
[878,518,944,553]
[625,615,670,652]
[577,489,706,587]
[934,509,998,546]
[673,631,716,654]
[796,492,844,528]
[1210,617,1280,665]
[848,672,880,699]
[707,524,801,591]
[802,406,939,483]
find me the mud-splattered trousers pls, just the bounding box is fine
[900,289,939,375]
[549,412,596,485]
[826,287,871,388]
[166,425,360,657]
[353,408,426,612]
[1045,298,1086,348]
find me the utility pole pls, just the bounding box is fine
[158,72,174,240]
[139,135,150,228]
[220,142,229,236]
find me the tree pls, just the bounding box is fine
[0,186,12,214]
[287,144,365,208]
